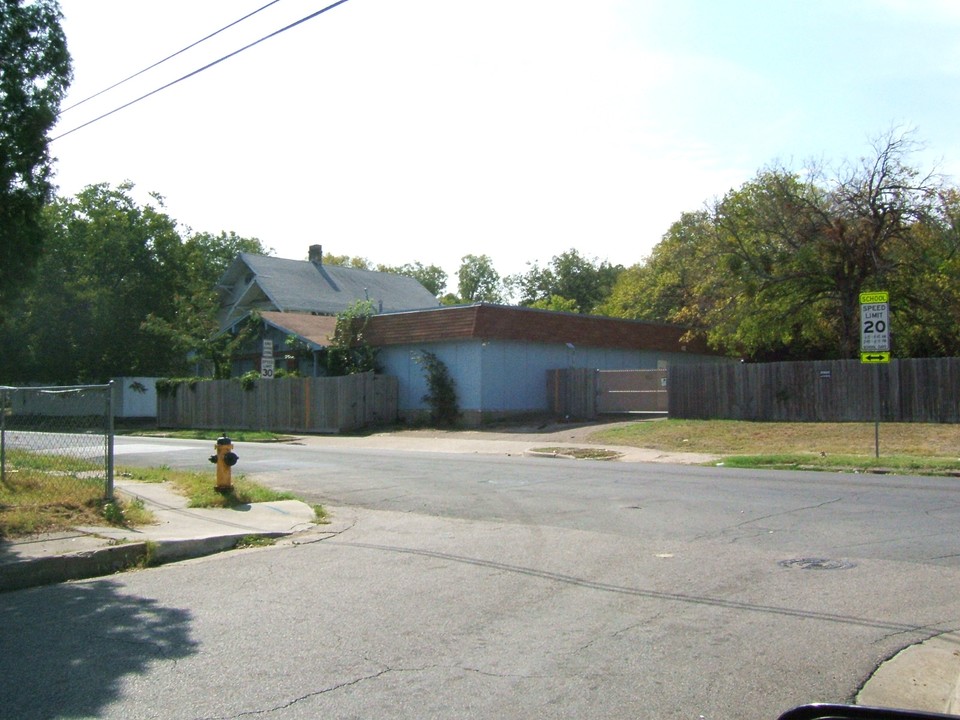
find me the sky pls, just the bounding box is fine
[50,0,960,292]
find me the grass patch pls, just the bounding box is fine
[532,446,623,461]
[117,466,296,508]
[0,452,152,539]
[1,450,316,539]
[589,420,960,476]
[719,453,960,475]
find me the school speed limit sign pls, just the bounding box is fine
[860,290,890,357]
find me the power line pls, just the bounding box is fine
[51,0,352,142]
[60,0,284,114]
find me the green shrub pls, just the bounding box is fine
[417,351,459,427]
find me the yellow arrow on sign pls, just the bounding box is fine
[860,352,890,363]
[859,291,888,304]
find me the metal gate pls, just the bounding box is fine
[596,369,667,414]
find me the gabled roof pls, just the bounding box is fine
[217,253,439,329]
[363,303,716,354]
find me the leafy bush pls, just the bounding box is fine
[417,351,459,426]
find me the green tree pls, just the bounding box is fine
[0,182,268,382]
[0,0,71,317]
[528,294,579,313]
[322,252,371,269]
[142,230,268,378]
[598,211,714,325]
[457,254,503,303]
[10,183,184,381]
[513,249,623,313]
[885,189,960,356]
[604,130,958,361]
[377,261,447,297]
[324,300,379,376]
[708,131,945,359]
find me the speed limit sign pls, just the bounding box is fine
[860,291,890,360]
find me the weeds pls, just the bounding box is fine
[0,463,149,539]
[0,448,299,539]
[532,447,623,460]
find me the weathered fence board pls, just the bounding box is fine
[668,358,960,422]
[157,373,398,433]
[547,368,597,419]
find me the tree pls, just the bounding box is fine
[377,261,447,297]
[604,130,959,360]
[528,295,579,313]
[513,249,623,314]
[0,0,71,317]
[598,211,714,325]
[710,131,946,358]
[0,182,267,382]
[324,300,379,376]
[884,188,960,356]
[142,230,268,378]
[322,252,371,269]
[457,254,503,303]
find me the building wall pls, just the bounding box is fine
[379,339,726,425]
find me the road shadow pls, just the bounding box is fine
[0,578,197,718]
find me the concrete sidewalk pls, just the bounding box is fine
[0,479,320,593]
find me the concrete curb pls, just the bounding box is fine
[0,542,150,592]
[0,531,306,593]
[858,633,960,714]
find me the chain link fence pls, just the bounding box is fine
[1,383,115,503]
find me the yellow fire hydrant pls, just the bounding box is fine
[209,434,239,492]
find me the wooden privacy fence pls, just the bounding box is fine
[668,358,960,422]
[547,369,668,419]
[157,373,398,433]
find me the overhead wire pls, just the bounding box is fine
[51,0,352,142]
[60,0,284,114]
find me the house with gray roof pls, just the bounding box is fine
[216,244,440,332]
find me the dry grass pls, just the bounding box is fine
[0,468,114,538]
[1,452,304,540]
[589,420,960,473]
[590,420,960,456]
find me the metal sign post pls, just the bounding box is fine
[859,291,890,458]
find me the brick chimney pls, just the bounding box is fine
[308,244,323,265]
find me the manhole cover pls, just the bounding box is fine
[778,558,856,570]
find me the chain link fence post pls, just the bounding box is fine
[1,386,8,484]
[105,380,115,501]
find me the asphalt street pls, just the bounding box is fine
[2,434,959,719]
